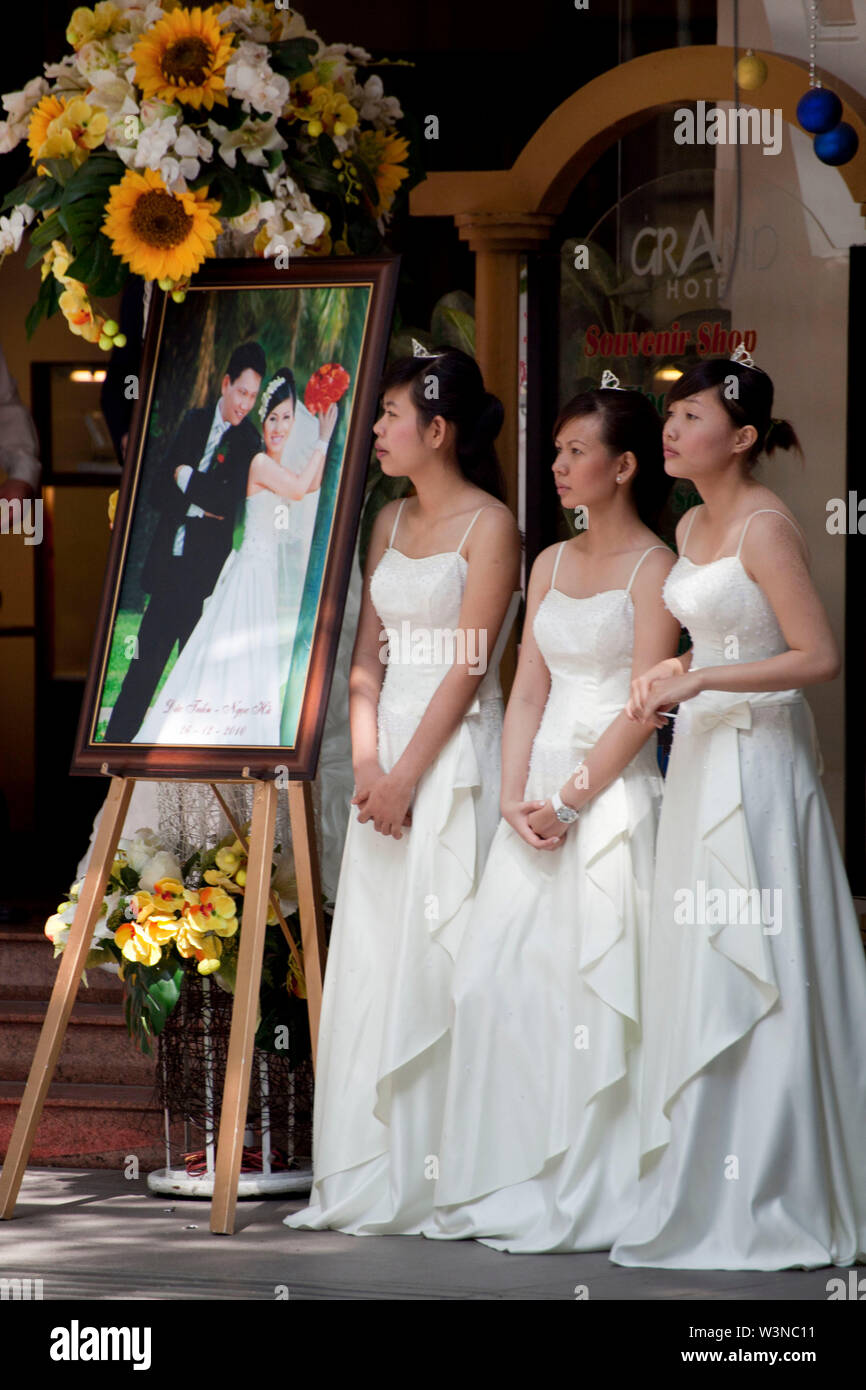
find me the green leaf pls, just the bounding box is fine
[1,177,43,213]
[28,211,65,249]
[119,865,139,891]
[268,36,317,79]
[66,232,128,297]
[60,152,124,203]
[58,199,104,252]
[24,270,61,338]
[428,307,475,355]
[144,964,184,1035]
[208,167,251,220]
[36,156,76,187]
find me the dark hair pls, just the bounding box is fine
[553,388,671,528]
[261,365,297,418]
[379,346,506,501]
[666,358,801,464]
[226,340,266,383]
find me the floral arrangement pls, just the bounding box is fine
[303,360,349,413]
[45,825,309,1057]
[0,1,415,345]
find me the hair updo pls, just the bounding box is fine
[666,359,800,464]
[553,387,671,528]
[260,365,297,422]
[379,346,506,501]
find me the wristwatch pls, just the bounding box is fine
[551,790,580,824]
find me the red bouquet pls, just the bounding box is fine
[304,363,351,414]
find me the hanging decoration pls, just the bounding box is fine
[796,1,858,165]
[734,49,768,93]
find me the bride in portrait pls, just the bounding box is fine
[133,367,336,748]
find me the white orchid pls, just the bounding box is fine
[227,190,271,234]
[357,75,403,129]
[43,54,89,92]
[208,114,286,168]
[2,75,49,124]
[0,204,36,257]
[138,849,184,893]
[225,40,290,118]
[117,828,163,874]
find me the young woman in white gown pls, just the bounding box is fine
[134,368,335,747]
[611,351,866,1270]
[285,347,521,1235]
[429,383,680,1252]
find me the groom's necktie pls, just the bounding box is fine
[172,407,233,557]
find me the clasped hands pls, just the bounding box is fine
[626,656,702,726]
[352,758,413,839]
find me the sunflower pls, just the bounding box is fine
[130,5,234,111]
[355,130,410,216]
[103,166,221,281]
[27,94,69,164]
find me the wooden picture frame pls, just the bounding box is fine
[72,255,399,781]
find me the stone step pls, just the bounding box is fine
[0,1081,167,1170]
[0,927,124,1003]
[0,999,157,1086]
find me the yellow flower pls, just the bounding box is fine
[184,885,238,937]
[27,95,69,166]
[66,3,123,50]
[175,919,222,973]
[287,72,358,138]
[131,5,234,111]
[103,166,221,282]
[214,845,242,875]
[107,489,118,526]
[152,877,186,911]
[36,98,109,169]
[355,130,410,216]
[114,919,175,966]
[58,284,103,343]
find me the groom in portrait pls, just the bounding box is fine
[104,340,266,743]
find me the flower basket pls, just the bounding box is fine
[0,1,419,345]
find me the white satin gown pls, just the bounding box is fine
[611,508,866,1270]
[430,542,666,1252]
[285,500,515,1235]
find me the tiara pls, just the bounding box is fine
[411,337,444,359]
[259,375,286,420]
[729,344,763,371]
[600,369,626,390]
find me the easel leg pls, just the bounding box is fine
[210,779,277,1235]
[287,780,327,1073]
[0,776,134,1219]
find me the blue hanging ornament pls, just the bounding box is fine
[814,122,859,165]
[797,86,843,134]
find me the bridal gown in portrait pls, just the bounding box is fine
[285,500,516,1235]
[430,543,666,1252]
[611,509,866,1270]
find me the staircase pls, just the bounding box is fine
[0,909,167,1169]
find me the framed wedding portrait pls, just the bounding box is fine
[72,256,399,780]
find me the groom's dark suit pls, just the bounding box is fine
[104,402,261,743]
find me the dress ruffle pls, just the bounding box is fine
[638,690,802,1166]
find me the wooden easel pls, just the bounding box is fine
[0,773,327,1236]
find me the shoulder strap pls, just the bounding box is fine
[388,497,407,550]
[549,541,567,592]
[456,506,486,557]
[679,505,703,559]
[735,508,805,559]
[625,545,668,595]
